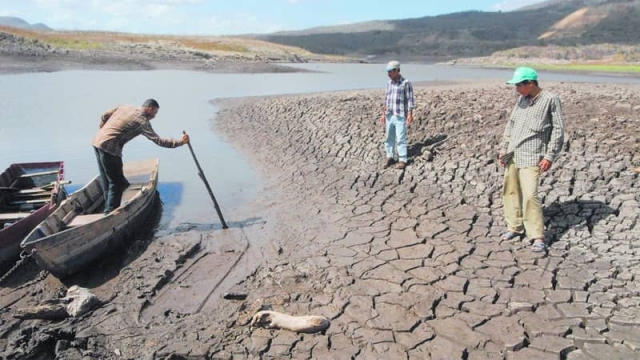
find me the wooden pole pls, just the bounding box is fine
[183,131,228,229]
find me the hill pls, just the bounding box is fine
[0,25,350,74]
[0,16,52,32]
[2,3,639,74]
[253,0,640,60]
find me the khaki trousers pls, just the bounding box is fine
[503,160,544,239]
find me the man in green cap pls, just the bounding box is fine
[498,67,565,253]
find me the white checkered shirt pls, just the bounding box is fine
[500,89,565,168]
[385,76,414,118]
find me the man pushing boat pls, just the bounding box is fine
[92,98,189,214]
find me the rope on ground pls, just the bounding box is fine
[0,249,35,285]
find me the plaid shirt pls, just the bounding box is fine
[92,105,182,157]
[500,89,565,168]
[385,75,414,117]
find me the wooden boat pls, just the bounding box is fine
[0,161,67,270]
[21,158,160,278]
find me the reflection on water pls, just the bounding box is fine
[1,64,638,232]
[156,182,184,231]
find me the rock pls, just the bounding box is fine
[64,286,100,317]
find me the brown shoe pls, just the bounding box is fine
[383,158,395,169]
[395,161,406,170]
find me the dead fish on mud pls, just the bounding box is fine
[250,310,330,333]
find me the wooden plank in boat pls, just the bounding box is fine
[1,204,39,212]
[15,188,52,195]
[13,193,52,200]
[19,170,59,178]
[67,213,105,228]
[0,212,31,221]
[0,185,56,193]
[122,186,143,202]
[9,198,48,205]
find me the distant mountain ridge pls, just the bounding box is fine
[3,1,639,62]
[252,0,640,59]
[0,16,52,31]
[270,20,395,36]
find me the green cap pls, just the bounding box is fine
[506,67,538,84]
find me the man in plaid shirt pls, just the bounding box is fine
[380,60,414,170]
[498,67,565,253]
[92,98,189,214]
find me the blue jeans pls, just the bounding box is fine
[94,147,129,213]
[385,114,407,162]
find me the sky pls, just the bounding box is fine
[0,0,548,36]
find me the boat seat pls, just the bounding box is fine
[122,185,144,202]
[14,188,52,196]
[0,212,31,222]
[67,213,105,228]
[9,198,48,206]
[19,170,59,178]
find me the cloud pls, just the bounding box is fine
[145,4,172,18]
[161,0,205,3]
[491,0,546,12]
[0,9,20,17]
[204,13,283,35]
[8,0,299,35]
[14,0,189,32]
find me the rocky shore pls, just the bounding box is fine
[445,44,640,75]
[1,81,639,359]
[0,30,335,74]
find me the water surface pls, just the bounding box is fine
[1,64,636,230]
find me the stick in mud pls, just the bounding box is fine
[183,130,228,229]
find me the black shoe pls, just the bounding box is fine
[383,158,395,169]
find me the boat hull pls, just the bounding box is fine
[21,159,159,278]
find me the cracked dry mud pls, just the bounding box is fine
[1,80,639,360]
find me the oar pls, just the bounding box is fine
[183,130,228,229]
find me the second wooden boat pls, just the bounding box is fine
[0,161,66,270]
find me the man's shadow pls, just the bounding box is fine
[407,134,448,162]
[543,200,618,246]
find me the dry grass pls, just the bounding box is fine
[537,63,640,73]
[494,44,640,63]
[178,38,247,53]
[539,7,607,40]
[0,26,322,57]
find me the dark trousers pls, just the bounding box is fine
[94,147,129,213]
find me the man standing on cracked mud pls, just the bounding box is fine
[498,67,565,253]
[92,98,189,214]
[381,60,414,170]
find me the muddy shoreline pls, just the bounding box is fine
[1,72,640,358]
[0,53,311,74]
